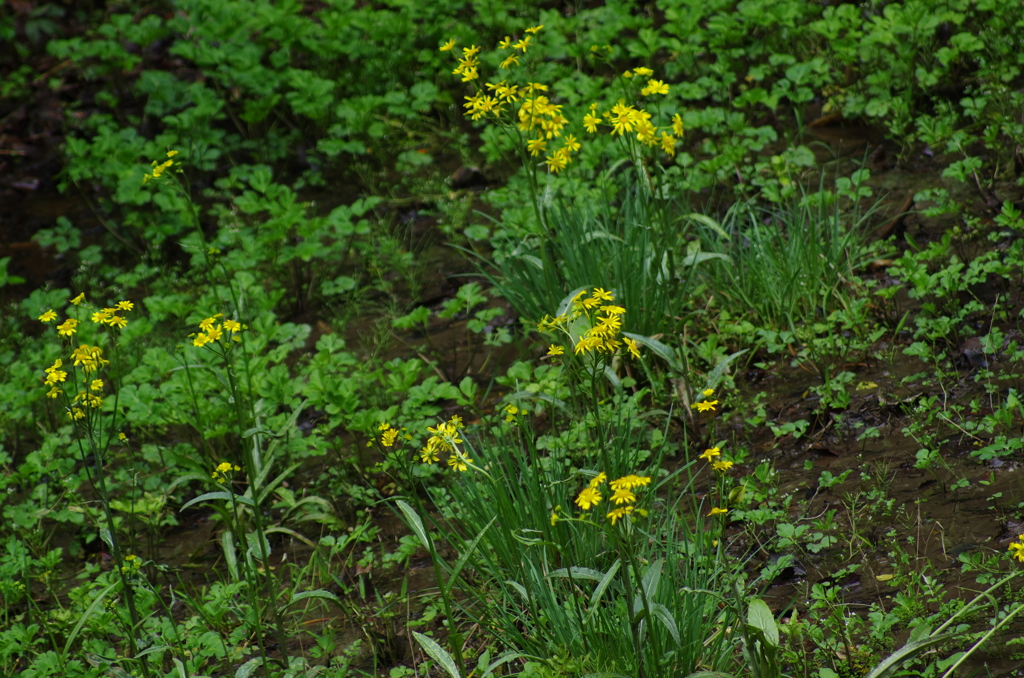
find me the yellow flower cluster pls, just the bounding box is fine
[692,387,719,413]
[120,554,142,575]
[419,416,473,472]
[143,150,179,184]
[192,314,244,347]
[41,346,108,409]
[211,461,241,484]
[699,444,734,473]
[90,300,133,329]
[72,389,103,409]
[71,344,110,373]
[441,28,684,173]
[574,471,651,525]
[39,296,133,334]
[378,422,400,447]
[1010,536,1024,563]
[445,25,686,175]
[537,287,641,359]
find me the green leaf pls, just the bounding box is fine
[685,213,730,240]
[413,631,461,678]
[586,561,621,623]
[623,332,681,371]
[446,517,495,597]
[864,631,958,678]
[235,657,264,678]
[64,581,119,656]
[747,599,779,647]
[180,491,234,511]
[397,499,431,552]
[652,603,680,644]
[289,589,342,607]
[547,566,607,582]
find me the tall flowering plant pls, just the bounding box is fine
[440,26,684,230]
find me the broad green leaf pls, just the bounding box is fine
[396,500,431,551]
[748,599,779,647]
[413,631,461,678]
[235,657,264,678]
[289,589,342,607]
[685,212,730,240]
[623,332,681,371]
[652,603,680,644]
[180,491,250,511]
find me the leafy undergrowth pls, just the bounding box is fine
[3,2,1024,677]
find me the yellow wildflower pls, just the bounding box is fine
[447,452,472,472]
[498,36,511,49]
[609,475,651,491]
[116,300,134,311]
[641,79,669,96]
[525,24,544,34]
[70,293,85,305]
[91,309,113,324]
[440,38,456,52]
[526,138,547,156]
[672,113,684,136]
[90,379,104,392]
[1009,536,1024,563]
[632,67,654,77]
[547,344,565,356]
[544,148,569,173]
[420,444,440,464]
[583,110,601,133]
[38,310,57,322]
[199,315,221,332]
[707,507,729,516]
[589,472,608,488]
[712,460,734,473]
[513,36,531,52]
[500,54,520,69]
[607,506,635,525]
[57,318,79,336]
[659,132,676,155]
[575,486,602,510]
[694,400,718,412]
[223,319,242,333]
[624,337,641,360]
[610,487,636,505]
[700,447,721,461]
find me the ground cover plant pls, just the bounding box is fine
[4,1,1024,677]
